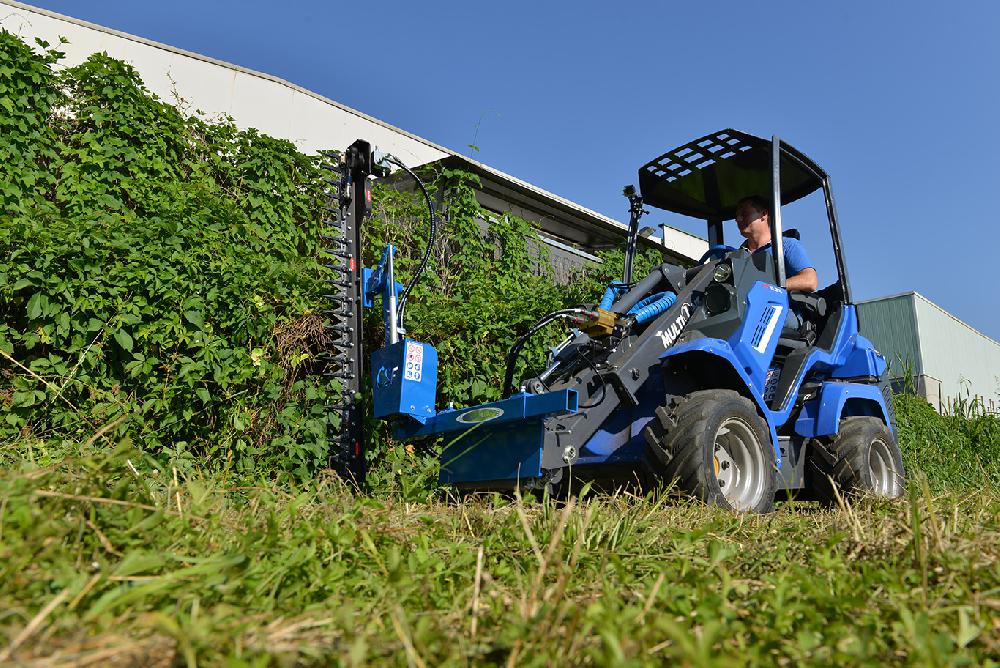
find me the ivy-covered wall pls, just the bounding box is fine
[0,32,662,481]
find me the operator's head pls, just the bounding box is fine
[735,195,770,239]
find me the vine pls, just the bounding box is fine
[0,32,332,476]
[0,31,664,483]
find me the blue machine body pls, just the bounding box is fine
[364,244,440,423]
[366,240,892,488]
[348,129,898,499]
[410,390,579,484]
[434,282,890,486]
[371,339,438,422]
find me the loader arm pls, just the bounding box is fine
[538,264,716,469]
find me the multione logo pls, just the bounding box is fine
[656,302,693,349]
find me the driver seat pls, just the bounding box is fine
[775,229,823,348]
[777,281,842,350]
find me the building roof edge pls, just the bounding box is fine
[0,0,706,252]
[0,0,455,158]
[860,291,1000,349]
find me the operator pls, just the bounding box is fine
[734,195,818,293]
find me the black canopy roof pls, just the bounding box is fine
[638,129,827,220]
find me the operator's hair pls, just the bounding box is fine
[737,195,770,216]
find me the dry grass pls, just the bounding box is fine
[1,445,998,666]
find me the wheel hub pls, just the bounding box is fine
[712,417,767,511]
[869,438,903,498]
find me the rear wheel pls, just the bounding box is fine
[644,390,778,513]
[807,416,905,504]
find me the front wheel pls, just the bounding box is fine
[807,416,905,504]
[643,390,778,513]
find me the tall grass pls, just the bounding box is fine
[1,438,998,665]
[2,367,998,666]
[894,393,1000,491]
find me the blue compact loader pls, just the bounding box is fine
[320,130,904,512]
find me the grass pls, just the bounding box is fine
[895,393,1000,492]
[1,436,999,666]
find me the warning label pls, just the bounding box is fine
[404,341,423,382]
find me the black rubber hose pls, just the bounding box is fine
[502,309,591,397]
[385,155,437,331]
[610,264,669,315]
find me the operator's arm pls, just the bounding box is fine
[785,267,818,293]
[783,238,818,293]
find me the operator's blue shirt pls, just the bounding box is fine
[751,237,814,277]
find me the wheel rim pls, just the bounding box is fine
[712,417,767,511]
[868,438,902,498]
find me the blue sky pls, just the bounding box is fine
[24,0,1000,339]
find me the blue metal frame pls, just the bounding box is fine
[362,245,405,346]
[428,390,580,485]
[395,389,579,440]
[363,251,891,489]
[371,339,438,422]
[795,382,893,437]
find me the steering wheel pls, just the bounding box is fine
[698,245,737,265]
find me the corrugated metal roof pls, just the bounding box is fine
[857,291,1000,350]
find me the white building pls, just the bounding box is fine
[0,0,706,275]
[858,292,1000,414]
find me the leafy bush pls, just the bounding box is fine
[0,33,335,476]
[1,32,645,482]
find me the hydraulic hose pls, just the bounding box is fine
[628,291,677,325]
[599,281,629,310]
[384,155,438,332]
[627,291,668,314]
[502,308,592,397]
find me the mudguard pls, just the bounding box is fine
[829,333,888,379]
[794,382,893,438]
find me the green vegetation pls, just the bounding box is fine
[1,31,660,480]
[2,31,999,666]
[896,392,1000,492]
[0,32,334,477]
[1,432,998,666]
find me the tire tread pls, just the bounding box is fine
[807,416,905,504]
[644,390,776,512]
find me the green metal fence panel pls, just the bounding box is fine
[857,293,922,378]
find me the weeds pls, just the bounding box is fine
[1,444,998,666]
[895,393,1000,491]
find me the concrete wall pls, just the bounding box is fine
[661,225,709,266]
[912,293,1000,413]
